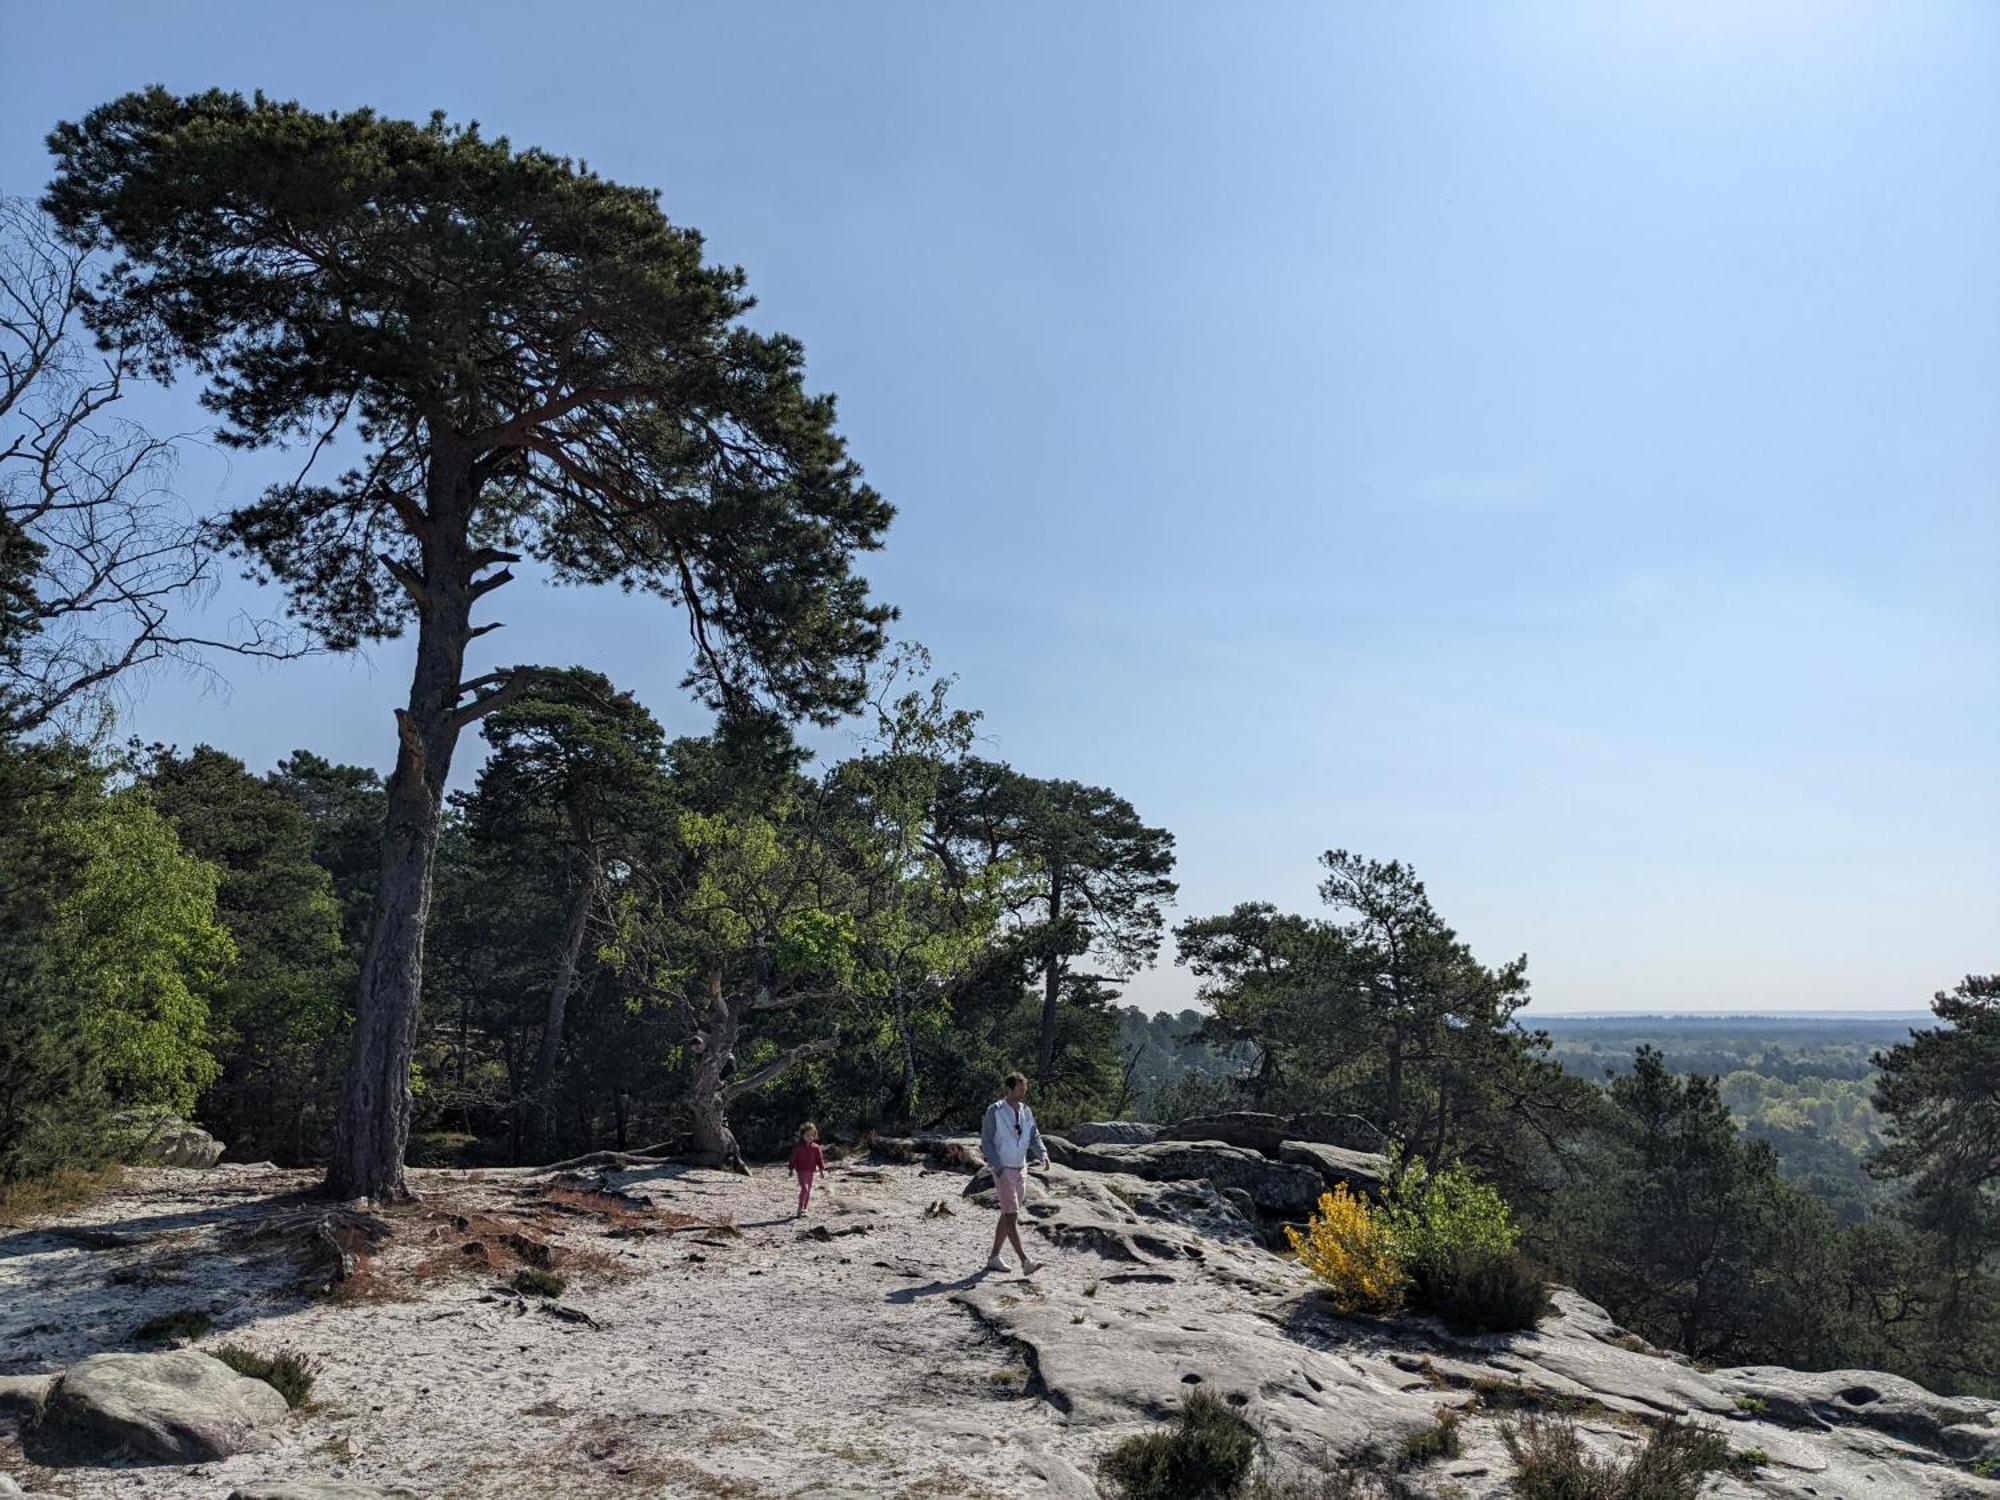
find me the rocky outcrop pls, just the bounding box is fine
[42,1350,290,1461]
[1063,1121,1162,1148]
[117,1114,225,1169]
[1158,1109,1388,1157]
[1045,1139,1327,1216]
[943,1162,2000,1499]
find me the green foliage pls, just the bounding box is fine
[1503,1414,1731,1500]
[1543,1015,1901,1224]
[934,756,1176,1088]
[1544,1048,1851,1367]
[1114,1006,1257,1118]
[59,786,229,1116]
[213,1344,319,1407]
[1099,1390,1259,1500]
[512,1267,567,1298]
[45,87,893,716]
[0,740,111,1183]
[1373,1154,1546,1330]
[144,744,351,1163]
[1379,1153,1521,1267]
[1869,975,2000,1391]
[1,738,229,1184]
[1174,853,1596,1200]
[265,751,385,953]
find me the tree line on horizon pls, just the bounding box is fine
[1,89,1993,1399]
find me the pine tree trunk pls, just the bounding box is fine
[325,436,477,1203]
[531,855,598,1157]
[1036,874,1063,1078]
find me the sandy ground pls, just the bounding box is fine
[0,1157,1200,1499]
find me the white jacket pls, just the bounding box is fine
[980,1098,1047,1171]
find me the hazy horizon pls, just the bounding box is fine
[3,2,1992,1018]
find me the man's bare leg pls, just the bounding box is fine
[993,1211,1018,1259]
[1003,1216,1030,1262]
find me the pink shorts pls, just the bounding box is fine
[994,1167,1027,1214]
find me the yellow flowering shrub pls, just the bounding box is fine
[1285,1185,1408,1314]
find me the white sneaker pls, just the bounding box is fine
[985,1255,1009,1273]
[1021,1256,1043,1276]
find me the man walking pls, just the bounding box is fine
[980,1071,1049,1275]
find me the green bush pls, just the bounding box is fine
[213,1344,319,1407]
[1101,1389,1259,1499]
[513,1266,567,1298]
[1410,1245,1553,1333]
[1504,1413,1731,1500]
[1378,1153,1520,1270]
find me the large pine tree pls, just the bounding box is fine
[46,90,895,1198]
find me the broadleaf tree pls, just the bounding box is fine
[46,90,895,1198]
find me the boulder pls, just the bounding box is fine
[1276,1140,1388,1199]
[43,1349,290,1461]
[1064,1121,1161,1148]
[1055,1139,1324,1216]
[117,1112,225,1169]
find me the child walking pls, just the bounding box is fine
[787,1122,827,1217]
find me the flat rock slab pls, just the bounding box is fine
[44,1350,290,1461]
[1276,1140,1387,1198]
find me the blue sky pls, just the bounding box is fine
[3,2,1993,1014]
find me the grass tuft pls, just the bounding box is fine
[213,1343,320,1407]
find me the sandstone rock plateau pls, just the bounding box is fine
[0,1156,1992,1498]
